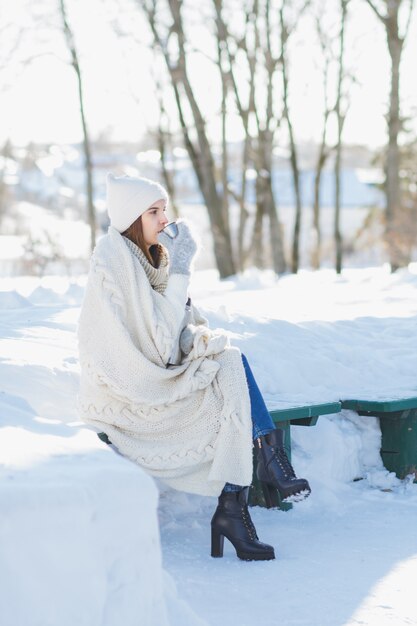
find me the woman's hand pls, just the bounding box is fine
[180,325,229,360]
[179,324,202,355]
[158,220,198,276]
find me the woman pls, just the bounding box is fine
[78,173,310,562]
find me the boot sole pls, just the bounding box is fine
[282,488,311,503]
[211,528,275,561]
[260,481,311,507]
[236,550,276,561]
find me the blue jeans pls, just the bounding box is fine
[223,354,275,493]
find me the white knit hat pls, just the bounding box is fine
[106,173,169,233]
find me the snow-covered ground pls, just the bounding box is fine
[1,264,417,626]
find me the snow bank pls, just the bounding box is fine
[63,282,85,305]
[0,410,205,626]
[29,285,67,306]
[1,265,417,626]
[0,441,167,626]
[0,290,31,309]
[192,266,417,404]
[291,409,403,505]
[27,282,86,307]
[0,308,205,626]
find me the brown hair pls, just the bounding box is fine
[122,215,162,267]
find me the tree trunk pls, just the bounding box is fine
[289,126,302,274]
[218,22,230,233]
[155,80,179,218]
[364,0,412,270]
[386,35,402,269]
[312,139,328,270]
[256,129,286,274]
[280,5,302,274]
[144,0,236,277]
[237,134,251,271]
[253,195,265,268]
[334,140,343,274]
[59,0,96,252]
[312,16,332,270]
[214,0,286,273]
[268,190,286,274]
[157,124,179,219]
[334,0,348,274]
[312,142,328,270]
[214,0,254,270]
[263,0,286,274]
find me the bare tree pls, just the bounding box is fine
[154,75,180,218]
[311,14,333,270]
[213,0,257,270]
[334,0,349,274]
[0,10,35,230]
[214,3,231,244]
[244,0,285,273]
[397,134,417,261]
[142,0,236,278]
[0,10,33,93]
[279,0,310,274]
[258,0,286,274]
[213,0,286,273]
[363,0,415,270]
[59,0,96,251]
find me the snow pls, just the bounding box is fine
[190,265,417,406]
[0,316,205,626]
[0,235,25,260]
[0,438,178,626]
[0,290,32,309]
[1,266,417,626]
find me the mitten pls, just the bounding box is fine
[158,220,198,275]
[181,326,228,361]
[179,324,200,355]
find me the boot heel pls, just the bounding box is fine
[261,482,278,509]
[211,527,224,558]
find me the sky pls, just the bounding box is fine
[1,0,417,149]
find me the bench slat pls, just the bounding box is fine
[270,401,342,423]
[342,397,417,413]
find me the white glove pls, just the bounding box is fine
[179,324,200,355]
[180,325,229,360]
[158,219,198,276]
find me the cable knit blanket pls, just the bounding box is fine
[77,227,253,496]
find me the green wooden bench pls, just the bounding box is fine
[252,396,417,510]
[97,401,342,511]
[97,432,112,445]
[97,396,417,510]
[341,397,417,481]
[250,401,342,510]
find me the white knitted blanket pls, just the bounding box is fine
[77,227,253,496]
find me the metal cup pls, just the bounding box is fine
[162,221,179,239]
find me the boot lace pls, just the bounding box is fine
[275,447,296,480]
[241,505,258,541]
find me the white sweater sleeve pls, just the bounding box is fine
[163,273,190,329]
[160,273,190,365]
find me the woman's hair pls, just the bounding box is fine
[122,215,162,267]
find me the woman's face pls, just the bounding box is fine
[141,199,169,247]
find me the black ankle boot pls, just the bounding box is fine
[256,428,311,507]
[211,487,275,561]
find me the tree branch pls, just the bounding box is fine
[363,0,387,23]
[402,0,415,41]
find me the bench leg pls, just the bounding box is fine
[378,409,417,481]
[249,421,293,511]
